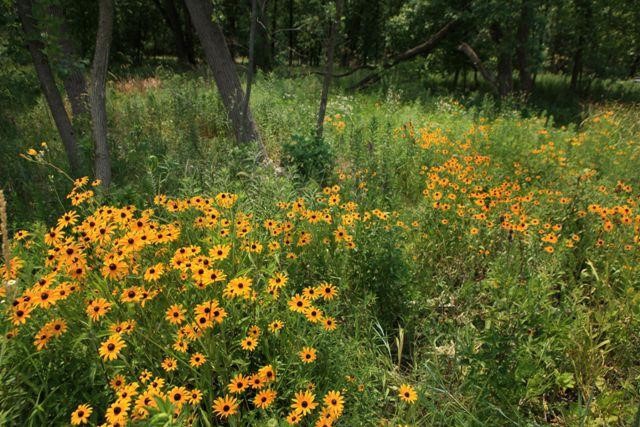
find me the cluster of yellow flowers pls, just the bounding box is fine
[3,174,418,426]
[410,124,639,255]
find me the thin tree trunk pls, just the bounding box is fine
[244,0,257,119]
[316,0,342,139]
[254,0,272,72]
[184,0,267,159]
[153,0,195,66]
[180,0,196,64]
[457,42,499,95]
[48,3,89,118]
[16,0,80,175]
[630,53,640,78]
[570,47,582,91]
[516,0,534,93]
[91,0,114,188]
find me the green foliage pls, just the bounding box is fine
[282,134,335,185]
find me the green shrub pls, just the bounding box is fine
[282,134,335,184]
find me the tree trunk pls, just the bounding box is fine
[16,0,81,175]
[184,0,267,158]
[516,0,534,93]
[90,0,114,188]
[350,20,458,91]
[497,52,513,97]
[153,0,194,66]
[570,0,592,92]
[630,52,640,78]
[458,42,499,95]
[316,0,343,139]
[254,0,272,72]
[47,3,89,118]
[243,0,257,118]
[490,22,513,97]
[452,67,460,89]
[570,46,582,91]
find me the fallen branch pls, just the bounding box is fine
[349,19,458,91]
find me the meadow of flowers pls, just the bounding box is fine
[1,75,640,425]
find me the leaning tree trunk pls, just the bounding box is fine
[458,42,499,95]
[316,0,343,138]
[48,3,89,118]
[90,0,114,188]
[16,0,80,175]
[184,0,267,159]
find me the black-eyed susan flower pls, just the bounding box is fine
[212,395,238,418]
[99,334,126,361]
[165,304,185,325]
[323,390,344,416]
[168,386,188,407]
[228,373,248,394]
[105,398,129,425]
[258,364,276,382]
[188,388,203,405]
[189,352,206,367]
[143,263,164,281]
[268,319,284,333]
[240,336,258,351]
[161,357,178,372]
[70,404,92,425]
[299,346,317,363]
[291,390,318,416]
[398,384,418,403]
[254,388,277,409]
[86,298,111,321]
[323,317,337,331]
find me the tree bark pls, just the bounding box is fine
[184,0,267,158]
[457,42,499,95]
[90,0,114,188]
[153,0,195,65]
[516,0,534,93]
[570,0,592,92]
[16,0,81,175]
[316,0,343,139]
[630,53,640,78]
[490,22,513,97]
[350,20,458,91]
[254,0,272,72]
[243,0,258,119]
[497,52,513,97]
[47,3,89,118]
